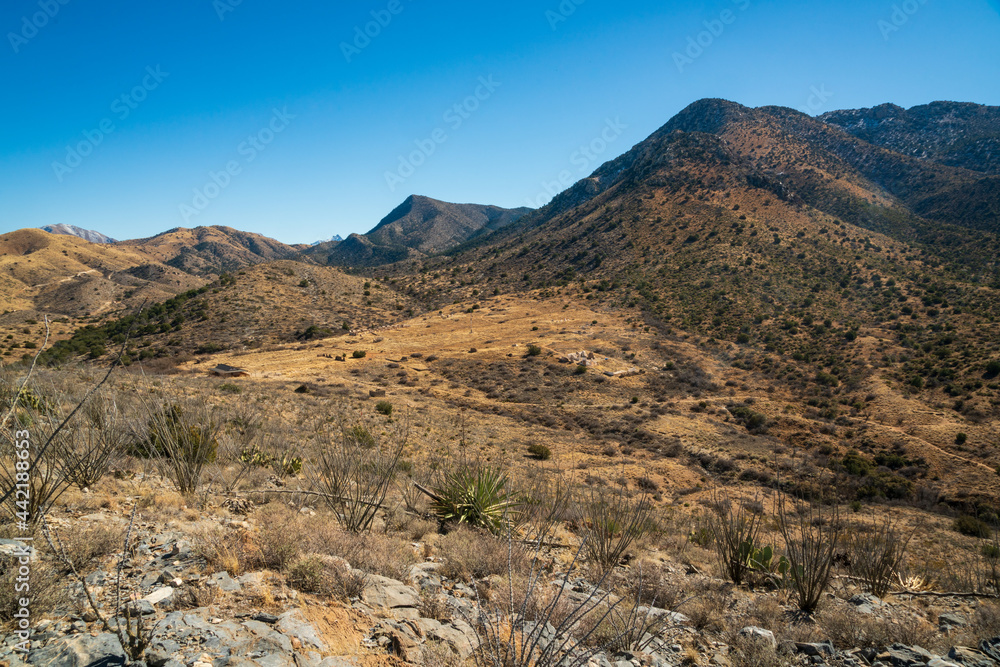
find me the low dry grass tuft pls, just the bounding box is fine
[437,526,527,583]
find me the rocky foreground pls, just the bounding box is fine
[3,514,1000,667]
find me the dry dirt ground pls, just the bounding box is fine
[180,291,999,507]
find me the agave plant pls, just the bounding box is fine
[430,466,522,534]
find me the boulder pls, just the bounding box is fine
[28,633,126,667]
[361,574,421,612]
[738,626,776,648]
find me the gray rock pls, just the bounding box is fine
[939,613,968,629]
[126,600,156,616]
[849,593,882,615]
[361,574,421,611]
[28,632,125,667]
[738,626,776,648]
[947,646,996,667]
[276,610,326,651]
[979,637,1000,663]
[208,572,241,592]
[927,659,961,667]
[253,612,280,624]
[143,587,174,606]
[797,642,836,657]
[884,644,938,667]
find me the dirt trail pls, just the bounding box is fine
[31,269,98,289]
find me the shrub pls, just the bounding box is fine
[437,526,525,582]
[527,443,551,460]
[352,350,367,359]
[777,497,842,612]
[986,359,1000,378]
[956,432,968,445]
[132,403,220,495]
[846,513,914,597]
[526,345,543,357]
[375,400,393,416]
[954,515,991,539]
[310,417,405,533]
[219,383,242,394]
[580,482,652,574]
[707,491,765,586]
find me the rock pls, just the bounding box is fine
[126,600,156,616]
[207,571,241,592]
[939,613,968,629]
[927,659,961,667]
[947,646,996,667]
[361,574,421,612]
[253,612,279,624]
[883,644,938,667]
[979,637,1000,663]
[143,587,174,606]
[276,611,326,651]
[738,627,776,648]
[849,593,882,615]
[797,642,836,657]
[0,539,36,562]
[28,632,126,667]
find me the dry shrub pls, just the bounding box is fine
[419,640,465,667]
[0,559,67,623]
[957,601,1000,645]
[613,560,686,611]
[743,594,786,634]
[438,526,527,583]
[845,513,914,597]
[726,632,785,667]
[682,587,731,633]
[54,521,124,573]
[195,503,306,575]
[419,592,452,622]
[302,520,417,582]
[817,606,938,651]
[286,555,367,601]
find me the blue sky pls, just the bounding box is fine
[1,0,998,245]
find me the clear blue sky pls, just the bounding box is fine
[1,0,998,244]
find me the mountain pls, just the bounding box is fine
[40,224,116,244]
[375,98,1000,451]
[821,101,1000,175]
[118,225,301,275]
[0,228,203,316]
[307,195,531,267]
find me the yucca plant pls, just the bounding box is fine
[430,466,522,534]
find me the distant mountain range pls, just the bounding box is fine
[40,224,116,244]
[311,235,343,246]
[305,195,532,267]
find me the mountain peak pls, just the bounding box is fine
[40,224,116,244]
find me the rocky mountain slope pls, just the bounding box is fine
[118,226,302,276]
[39,224,117,244]
[821,101,1000,175]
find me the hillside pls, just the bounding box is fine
[363,98,1000,509]
[307,195,531,267]
[38,260,420,368]
[118,225,301,275]
[0,228,203,318]
[822,101,1000,175]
